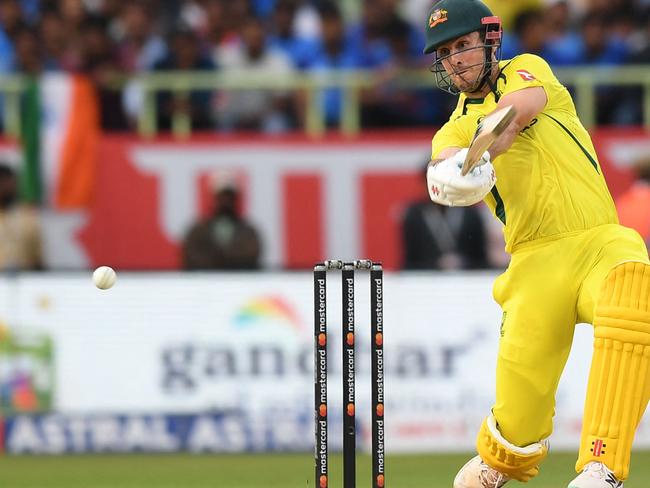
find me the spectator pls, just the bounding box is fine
[616,157,650,248]
[0,0,24,38]
[214,16,294,132]
[608,10,650,125]
[609,11,638,49]
[52,0,87,70]
[116,3,166,73]
[115,3,167,129]
[58,0,86,29]
[575,12,631,123]
[503,7,582,66]
[222,0,254,42]
[0,164,43,271]
[303,1,361,127]
[39,8,68,70]
[544,0,574,40]
[584,0,636,17]
[93,0,123,19]
[346,0,394,68]
[269,0,318,69]
[19,0,40,22]
[291,0,321,40]
[543,0,583,65]
[189,0,239,51]
[252,0,276,17]
[182,173,262,270]
[401,161,489,270]
[80,15,128,130]
[360,17,440,127]
[153,27,216,130]
[179,0,207,33]
[0,0,23,74]
[13,24,41,74]
[348,0,423,69]
[503,9,551,60]
[577,12,629,65]
[629,9,650,57]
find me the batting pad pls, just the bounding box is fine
[476,414,548,481]
[576,261,650,480]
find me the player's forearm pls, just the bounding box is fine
[429,146,463,168]
[488,121,523,159]
[489,86,547,159]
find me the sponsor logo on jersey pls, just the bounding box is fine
[517,69,536,81]
[429,9,448,28]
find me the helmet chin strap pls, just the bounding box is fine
[483,66,499,96]
[466,45,498,96]
[483,46,500,97]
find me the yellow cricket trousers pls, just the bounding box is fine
[491,224,649,446]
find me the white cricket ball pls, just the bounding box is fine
[93,266,117,290]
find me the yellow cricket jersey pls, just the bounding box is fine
[431,53,618,253]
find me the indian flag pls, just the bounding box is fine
[20,73,99,209]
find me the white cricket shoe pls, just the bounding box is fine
[453,455,510,488]
[567,462,623,488]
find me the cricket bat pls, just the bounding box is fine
[460,104,517,176]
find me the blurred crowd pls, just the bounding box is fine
[2,0,650,131]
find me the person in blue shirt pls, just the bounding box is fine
[0,27,15,74]
[0,0,23,74]
[268,0,319,70]
[501,8,580,66]
[575,12,629,65]
[347,0,424,69]
[251,0,276,17]
[304,1,363,127]
[362,16,448,127]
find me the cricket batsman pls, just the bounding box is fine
[422,0,650,487]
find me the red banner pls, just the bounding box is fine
[77,132,431,270]
[4,129,648,270]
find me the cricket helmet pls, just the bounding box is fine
[423,0,503,95]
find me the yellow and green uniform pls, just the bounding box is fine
[431,54,650,479]
[432,54,618,253]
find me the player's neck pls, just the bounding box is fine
[465,66,500,99]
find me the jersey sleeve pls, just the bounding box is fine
[501,54,556,98]
[431,119,467,159]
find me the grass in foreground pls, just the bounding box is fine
[0,451,649,487]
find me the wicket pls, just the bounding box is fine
[314,259,385,488]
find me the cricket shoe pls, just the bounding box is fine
[567,462,623,488]
[453,455,510,488]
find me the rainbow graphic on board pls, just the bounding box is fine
[235,296,302,331]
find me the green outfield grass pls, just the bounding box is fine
[0,451,649,487]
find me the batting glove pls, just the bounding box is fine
[426,148,496,207]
